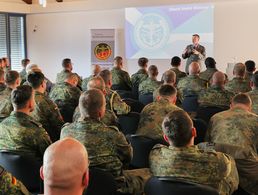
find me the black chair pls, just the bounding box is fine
[126,135,167,168]
[196,105,229,124]
[115,90,134,99]
[139,93,153,106]
[182,95,199,113]
[122,98,145,113]
[118,112,140,135]
[111,84,131,91]
[145,177,219,195]
[193,118,207,144]
[84,168,117,195]
[0,150,42,193]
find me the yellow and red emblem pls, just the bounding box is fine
[94,43,112,61]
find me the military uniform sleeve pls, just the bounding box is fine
[124,72,132,89]
[112,92,131,115]
[36,127,52,157]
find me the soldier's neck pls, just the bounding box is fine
[14,108,30,116]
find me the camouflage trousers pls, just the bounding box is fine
[116,168,151,195]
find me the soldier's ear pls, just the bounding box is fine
[192,127,197,138]
[82,169,89,188]
[40,166,44,180]
[163,134,169,144]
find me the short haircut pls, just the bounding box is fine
[4,70,19,85]
[245,60,256,72]
[233,63,246,77]
[79,89,104,118]
[138,57,148,68]
[2,57,8,63]
[162,110,193,147]
[148,65,158,77]
[232,93,251,106]
[21,59,30,67]
[62,58,72,68]
[65,72,78,81]
[162,70,176,84]
[205,57,216,68]
[157,84,177,98]
[87,76,105,91]
[99,69,111,85]
[251,72,258,87]
[114,56,123,65]
[11,85,33,110]
[171,56,181,67]
[192,34,200,38]
[26,64,41,74]
[27,71,45,89]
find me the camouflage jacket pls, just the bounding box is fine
[0,87,13,118]
[30,91,64,142]
[60,117,132,178]
[138,77,162,95]
[169,67,187,84]
[0,111,52,160]
[131,69,148,88]
[206,107,258,153]
[105,87,130,115]
[111,67,132,90]
[198,85,234,107]
[150,144,239,195]
[81,75,93,91]
[136,99,181,140]
[177,75,207,99]
[19,69,27,85]
[199,68,218,83]
[225,77,251,94]
[244,71,253,83]
[0,83,6,92]
[247,88,258,115]
[56,70,82,88]
[0,165,31,195]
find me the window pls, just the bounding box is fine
[0,13,26,72]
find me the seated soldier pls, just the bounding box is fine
[177,62,207,100]
[73,76,117,126]
[111,56,132,91]
[138,65,161,96]
[40,138,89,195]
[199,57,218,83]
[225,63,251,93]
[150,110,239,195]
[198,71,234,108]
[246,71,258,114]
[81,64,101,91]
[136,84,181,140]
[28,71,64,142]
[0,165,30,195]
[169,56,187,84]
[0,85,52,161]
[19,58,30,85]
[244,60,256,82]
[0,69,6,92]
[131,57,148,89]
[49,72,81,123]
[61,89,150,194]
[0,70,20,118]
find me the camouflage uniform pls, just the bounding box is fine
[225,77,251,94]
[30,91,64,142]
[198,85,234,107]
[131,69,148,88]
[23,77,53,95]
[49,82,81,123]
[61,118,150,194]
[206,107,258,153]
[73,106,118,127]
[246,88,258,115]
[56,70,82,88]
[106,87,130,115]
[0,83,6,92]
[0,165,30,195]
[138,77,161,95]
[19,69,27,85]
[169,67,187,84]
[81,75,93,91]
[136,99,181,140]
[177,75,207,99]
[199,68,218,83]
[0,87,13,119]
[245,71,253,82]
[111,67,132,90]
[0,111,52,160]
[150,144,239,195]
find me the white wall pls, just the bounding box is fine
[26,0,258,82]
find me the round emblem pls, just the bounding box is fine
[134,13,170,51]
[94,43,112,60]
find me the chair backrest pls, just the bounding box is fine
[192,118,207,144]
[139,93,153,106]
[115,90,134,99]
[196,105,229,124]
[118,112,140,135]
[126,135,166,168]
[123,98,145,113]
[182,95,199,112]
[145,177,219,195]
[84,168,117,195]
[0,150,42,193]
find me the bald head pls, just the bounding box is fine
[42,138,89,194]
[189,62,200,75]
[233,63,246,77]
[162,70,176,85]
[87,76,105,92]
[212,71,226,86]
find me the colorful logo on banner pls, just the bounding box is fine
[94,43,112,61]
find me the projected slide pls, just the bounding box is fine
[125,4,214,59]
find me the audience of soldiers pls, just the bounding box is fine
[0,56,257,195]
